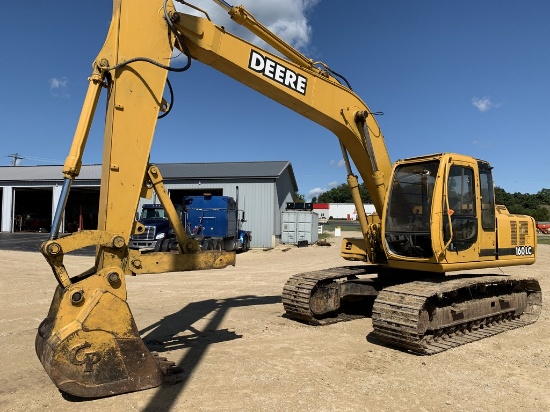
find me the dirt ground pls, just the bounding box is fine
[1,232,548,412]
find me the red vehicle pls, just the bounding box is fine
[536,222,550,234]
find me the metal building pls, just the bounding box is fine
[0,161,297,248]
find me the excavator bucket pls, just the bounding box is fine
[36,231,235,398]
[35,272,181,398]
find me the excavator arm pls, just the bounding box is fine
[37,0,392,398]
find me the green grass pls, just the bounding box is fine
[538,235,550,245]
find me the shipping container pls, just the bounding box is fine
[281,210,318,245]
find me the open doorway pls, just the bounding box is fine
[64,187,101,232]
[13,188,53,232]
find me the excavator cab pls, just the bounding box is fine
[383,153,486,265]
[382,153,536,271]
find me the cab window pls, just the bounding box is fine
[444,165,477,250]
[479,164,496,231]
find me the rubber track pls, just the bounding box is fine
[282,266,370,325]
[371,275,542,354]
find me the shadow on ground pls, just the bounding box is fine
[138,295,281,411]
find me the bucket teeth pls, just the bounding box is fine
[152,352,184,384]
[35,283,182,398]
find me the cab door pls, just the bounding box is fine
[441,160,481,263]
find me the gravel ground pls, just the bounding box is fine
[0,232,548,411]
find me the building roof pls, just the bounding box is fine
[0,161,298,189]
[0,164,102,182]
[158,161,294,181]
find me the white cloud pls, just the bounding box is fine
[471,96,500,112]
[471,139,491,148]
[306,180,340,201]
[49,77,70,98]
[307,187,325,199]
[176,0,319,52]
[329,159,345,168]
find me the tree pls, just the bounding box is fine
[318,184,350,203]
[317,182,373,204]
[294,192,306,203]
[495,186,550,221]
[536,188,550,205]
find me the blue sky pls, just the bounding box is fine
[1,0,548,200]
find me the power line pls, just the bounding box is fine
[5,153,63,166]
[19,155,64,164]
[6,153,24,166]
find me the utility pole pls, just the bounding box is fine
[7,153,24,166]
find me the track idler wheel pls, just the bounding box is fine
[35,270,182,398]
[310,283,340,315]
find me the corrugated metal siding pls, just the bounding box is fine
[236,182,276,248]
[275,168,296,237]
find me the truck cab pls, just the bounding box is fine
[129,204,181,251]
[316,213,328,225]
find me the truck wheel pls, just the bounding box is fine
[242,235,250,252]
[154,239,165,252]
[166,238,179,252]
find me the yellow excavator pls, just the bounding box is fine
[36,0,542,398]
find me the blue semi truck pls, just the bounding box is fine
[129,193,251,252]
